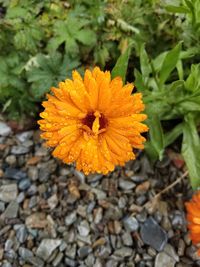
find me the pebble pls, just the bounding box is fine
[135,181,150,195]
[25,212,47,228]
[78,246,92,259]
[36,239,62,261]
[65,211,77,226]
[16,225,28,243]
[122,232,133,246]
[27,256,44,267]
[5,155,17,165]
[155,252,176,267]
[123,216,139,232]
[3,201,19,218]
[0,201,5,212]
[114,247,134,258]
[119,179,136,190]
[18,178,31,190]
[47,194,58,210]
[52,252,64,266]
[28,167,38,181]
[140,217,168,251]
[11,145,31,155]
[0,122,12,136]
[78,220,90,236]
[4,168,26,180]
[16,131,33,142]
[65,257,77,267]
[18,247,33,259]
[164,244,179,262]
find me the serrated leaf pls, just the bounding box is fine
[27,52,80,98]
[111,46,131,83]
[159,42,182,85]
[182,113,200,189]
[75,29,96,45]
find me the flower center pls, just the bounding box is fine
[82,111,108,134]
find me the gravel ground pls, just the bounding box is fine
[0,122,199,267]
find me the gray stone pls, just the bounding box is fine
[16,131,33,142]
[123,216,139,232]
[0,201,5,212]
[36,239,62,261]
[17,192,25,203]
[114,247,134,258]
[5,155,16,165]
[3,201,19,218]
[140,217,168,251]
[29,196,38,208]
[78,246,92,259]
[52,252,64,266]
[2,262,12,267]
[78,220,90,236]
[18,178,31,190]
[47,194,58,210]
[104,206,123,220]
[16,225,27,243]
[27,256,44,267]
[119,179,136,190]
[65,257,77,267]
[155,252,176,267]
[11,145,30,155]
[28,167,38,181]
[122,232,133,246]
[65,244,77,259]
[164,244,179,262]
[105,260,118,267]
[0,122,12,136]
[91,188,107,200]
[18,247,33,259]
[5,239,13,251]
[74,170,85,183]
[4,168,26,180]
[65,211,77,226]
[87,174,103,183]
[27,184,37,196]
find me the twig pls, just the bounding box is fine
[143,170,189,209]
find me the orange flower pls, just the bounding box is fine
[185,191,200,256]
[38,67,148,175]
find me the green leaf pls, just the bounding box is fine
[185,64,200,92]
[139,43,151,78]
[27,52,80,98]
[47,16,96,55]
[182,113,200,189]
[165,5,190,13]
[159,42,182,85]
[111,46,131,83]
[75,29,96,46]
[164,123,183,147]
[134,69,147,92]
[146,113,164,160]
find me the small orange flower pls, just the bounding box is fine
[185,191,200,256]
[38,67,148,175]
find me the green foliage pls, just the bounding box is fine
[134,44,200,188]
[1,0,200,188]
[26,53,80,98]
[111,46,131,83]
